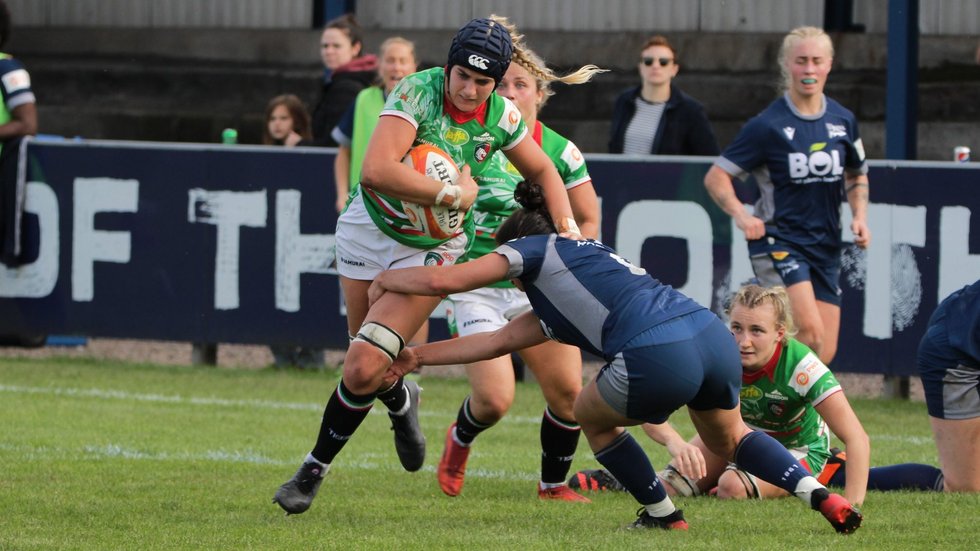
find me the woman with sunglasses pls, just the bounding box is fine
[704,26,871,366]
[608,35,719,156]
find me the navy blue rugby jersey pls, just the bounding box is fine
[715,94,868,249]
[494,234,703,360]
[0,55,34,114]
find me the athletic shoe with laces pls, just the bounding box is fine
[627,507,689,531]
[389,379,426,472]
[568,469,626,492]
[538,484,592,503]
[811,488,863,534]
[272,461,326,515]
[437,423,470,496]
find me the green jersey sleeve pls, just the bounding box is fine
[539,123,591,190]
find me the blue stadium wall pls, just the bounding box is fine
[1,139,977,376]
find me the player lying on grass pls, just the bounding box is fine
[369,180,862,533]
[570,285,944,500]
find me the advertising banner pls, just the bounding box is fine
[1,140,977,375]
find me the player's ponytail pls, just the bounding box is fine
[495,180,556,244]
[490,14,607,110]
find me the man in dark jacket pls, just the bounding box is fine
[607,36,718,156]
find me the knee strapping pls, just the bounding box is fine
[353,321,405,361]
[724,464,761,498]
[658,464,702,497]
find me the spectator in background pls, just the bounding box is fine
[704,26,870,365]
[332,37,418,213]
[608,35,718,156]
[918,280,980,492]
[310,14,377,147]
[0,0,43,348]
[0,0,37,266]
[260,94,323,369]
[262,94,312,147]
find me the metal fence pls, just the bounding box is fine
[7,0,979,34]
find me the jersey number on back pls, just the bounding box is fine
[610,253,647,276]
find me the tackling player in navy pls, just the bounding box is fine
[369,180,863,534]
[704,26,870,365]
[918,280,980,492]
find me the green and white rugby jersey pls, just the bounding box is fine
[739,338,841,457]
[357,66,526,249]
[465,121,591,287]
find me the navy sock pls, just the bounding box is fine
[595,431,668,505]
[377,377,407,413]
[310,380,376,463]
[454,396,494,445]
[540,407,581,484]
[829,463,945,491]
[733,431,812,494]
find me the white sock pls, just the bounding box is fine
[305,453,330,474]
[450,426,471,448]
[539,481,565,491]
[792,476,824,506]
[644,496,677,518]
[391,386,411,416]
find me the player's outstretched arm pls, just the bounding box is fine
[845,173,871,249]
[816,391,870,506]
[387,311,549,379]
[642,422,708,480]
[369,253,510,307]
[704,165,765,240]
[505,136,580,238]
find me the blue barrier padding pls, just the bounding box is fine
[46,335,88,347]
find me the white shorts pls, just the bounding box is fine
[446,286,532,337]
[335,194,469,280]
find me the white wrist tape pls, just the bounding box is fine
[562,217,581,235]
[353,321,405,362]
[435,183,462,210]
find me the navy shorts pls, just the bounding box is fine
[917,303,980,420]
[595,309,741,423]
[749,237,842,306]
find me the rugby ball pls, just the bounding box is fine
[401,144,465,240]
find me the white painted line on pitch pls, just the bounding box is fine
[0,383,543,424]
[871,434,935,445]
[0,442,539,481]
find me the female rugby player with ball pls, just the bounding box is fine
[273,16,579,515]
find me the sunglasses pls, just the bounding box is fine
[642,57,673,67]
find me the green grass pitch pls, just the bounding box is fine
[1,356,976,550]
